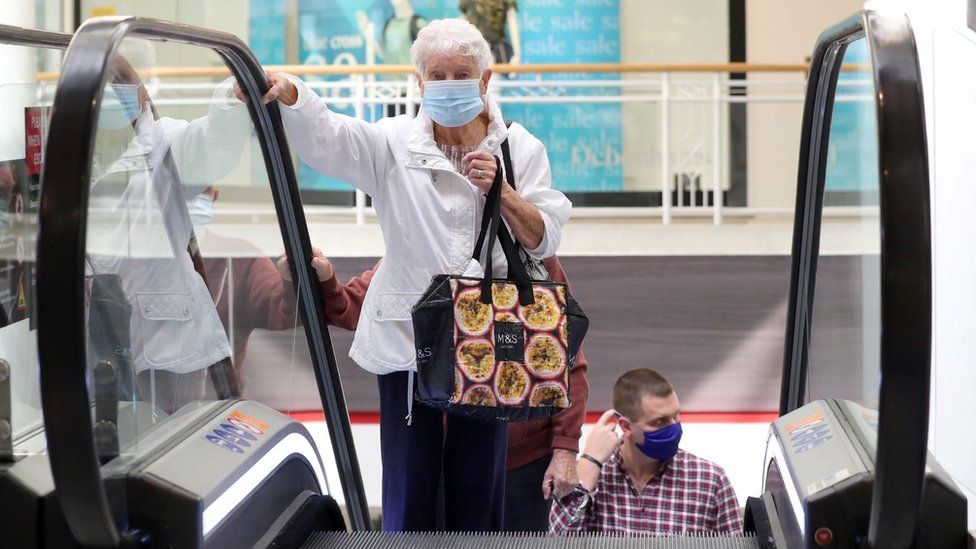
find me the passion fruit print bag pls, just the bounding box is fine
[411,143,589,422]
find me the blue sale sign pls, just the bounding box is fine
[250,0,622,193]
[295,0,374,190]
[503,0,622,192]
[249,2,286,64]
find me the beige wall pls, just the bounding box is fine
[620,0,728,192]
[746,0,863,208]
[81,0,249,41]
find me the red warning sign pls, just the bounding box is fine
[25,107,46,176]
[15,276,27,313]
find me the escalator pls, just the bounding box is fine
[0,17,370,548]
[1,8,970,549]
[764,11,967,548]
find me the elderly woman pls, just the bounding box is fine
[265,18,570,531]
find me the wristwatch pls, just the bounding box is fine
[551,484,593,525]
[568,486,592,522]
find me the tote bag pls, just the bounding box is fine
[411,151,588,421]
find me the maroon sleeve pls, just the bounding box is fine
[319,260,380,331]
[542,256,590,453]
[239,256,297,332]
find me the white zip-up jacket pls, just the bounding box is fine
[87,85,249,375]
[280,75,572,375]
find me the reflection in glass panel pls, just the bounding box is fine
[84,38,316,458]
[0,57,58,451]
[806,37,881,413]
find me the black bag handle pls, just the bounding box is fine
[496,133,536,293]
[473,121,518,255]
[495,122,535,303]
[472,156,535,306]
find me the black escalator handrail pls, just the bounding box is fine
[36,16,370,546]
[781,10,932,548]
[0,23,71,48]
[862,11,931,548]
[780,13,863,417]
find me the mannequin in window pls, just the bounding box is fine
[357,0,429,117]
[459,0,521,66]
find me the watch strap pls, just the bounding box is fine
[579,453,604,469]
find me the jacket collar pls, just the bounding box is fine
[405,93,510,171]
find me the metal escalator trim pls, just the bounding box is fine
[0,23,70,49]
[759,491,788,549]
[765,427,807,538]
[302,532,760,549]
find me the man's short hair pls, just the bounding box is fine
[612,368,675,420]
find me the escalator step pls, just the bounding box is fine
[303,532,759,549]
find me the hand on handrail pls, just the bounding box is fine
[277,246,336,283]
[230,72,298,107]
[262,72,298,106]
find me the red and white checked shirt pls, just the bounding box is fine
[549,448,743,534]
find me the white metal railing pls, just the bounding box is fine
[35,70,875,225]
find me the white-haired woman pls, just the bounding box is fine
[264,18,571,531]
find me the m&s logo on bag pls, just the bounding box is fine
[494,322,524,361]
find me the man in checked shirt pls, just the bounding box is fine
[550,368,743,534]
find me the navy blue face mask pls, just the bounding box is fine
[631,421,682,462]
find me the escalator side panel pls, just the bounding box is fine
[0,463,73,549]
[118,400,328,546]
[767,399,969,547]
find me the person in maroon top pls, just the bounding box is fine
[294,250,589,531]
[192,187,299,395]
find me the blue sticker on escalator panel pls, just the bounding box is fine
[221,423,258,441]
[214,429,252,448]
[206,434,243,454]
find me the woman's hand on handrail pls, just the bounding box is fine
[262,72,299,107]
[230,72,299,106]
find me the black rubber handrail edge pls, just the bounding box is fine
[780,13,862,417]
[862,11,931,548]
[780,10,932,548]
[36,16,369,546]
[0,23,70,48]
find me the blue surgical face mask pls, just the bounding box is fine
[629,420,682,462]
[422,78,484,128]
[99,84,142,130]
[190,193,214,228]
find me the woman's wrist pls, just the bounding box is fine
[499,185,545,249]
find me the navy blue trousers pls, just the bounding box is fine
[502,454,552,532]
[378,371,508,532]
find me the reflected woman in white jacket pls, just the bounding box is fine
[265,18,571,532]
[88,43,250,416]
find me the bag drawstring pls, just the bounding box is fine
[405,370,414,426]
